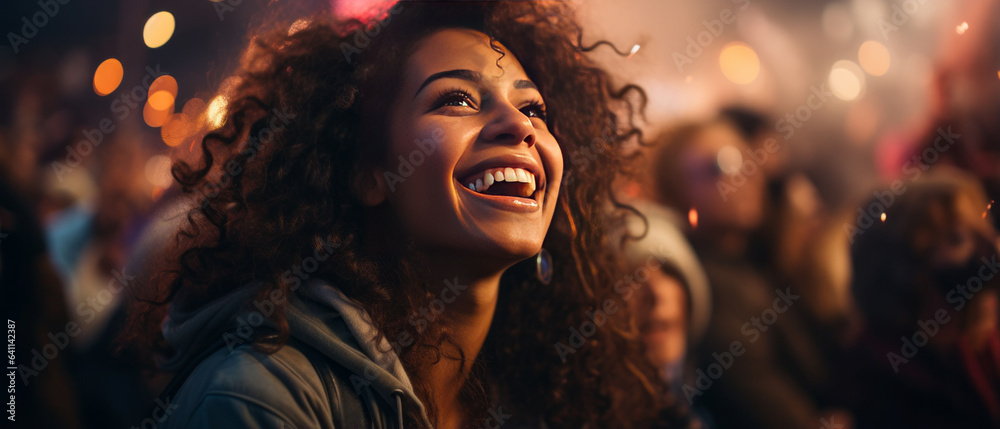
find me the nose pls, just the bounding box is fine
[481,101,536,147]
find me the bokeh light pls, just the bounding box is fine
[829,60,865,101]
[143,99,173,128]
[93,58,123,96]
[333,0,394,22]
[717,146,744,175]
[182,97,208,130]
[955,21,969,35]
[858,41,890,76]
[148,91,174,111]
[143,12,176,48]
[182,97,207,117]
[719,42,761,85]
[143,75,178,128]
[162,113,195,147]
[149,75,178,101]
[144,154,173,188]
[688,208,698,229]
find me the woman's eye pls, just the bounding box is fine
[444,96,471,107]
[436,91,476,109]
[521,103,547,121]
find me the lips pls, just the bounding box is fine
[455,156,546,212]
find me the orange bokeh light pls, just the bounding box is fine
[93,58,124,96]
[143,99,173,127]
[162,113,195,147]
[149,75,178,100]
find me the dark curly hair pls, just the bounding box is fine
[121,1,688,427]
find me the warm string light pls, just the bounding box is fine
[688,208,698,229]
[955,21,969,35]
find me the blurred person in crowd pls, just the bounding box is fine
[119,2,692,428]
[837,169,1000,428]
[623,199,713,427]
[648,118,845,429]
[41,133,162,429]
[5,64,161,427]
[722,106,854,338]
[0,78,82,428]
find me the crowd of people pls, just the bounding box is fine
[626,106,999,428]
[1,0,998,428]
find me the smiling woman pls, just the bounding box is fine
[119,1,687,428]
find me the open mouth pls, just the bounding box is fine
[460,167,538,199]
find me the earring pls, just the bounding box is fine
[535,248,553,285]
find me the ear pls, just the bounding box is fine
[357,167,388,206]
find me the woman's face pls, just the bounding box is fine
[639,269,688,368]
[680,123,764,231]
[377,28,563,269]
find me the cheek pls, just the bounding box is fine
[541,135,564,191]
[384,121,470,220]
[388,121,461,184]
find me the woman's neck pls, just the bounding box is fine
[418,261,505,429]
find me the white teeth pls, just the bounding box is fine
[465,167,539,195]
[515,168,528,183]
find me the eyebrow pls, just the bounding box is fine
[413,68,538,98]
[514,79,537,90]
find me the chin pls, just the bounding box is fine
[474,228,546,262]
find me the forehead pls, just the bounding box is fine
[403,28,530,84]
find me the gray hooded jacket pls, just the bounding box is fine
[157,279,433,428]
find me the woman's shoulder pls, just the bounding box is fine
[161,342,333,429]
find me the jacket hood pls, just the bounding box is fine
[161,278,431,427]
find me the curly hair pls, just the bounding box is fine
[121,1,688,427]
